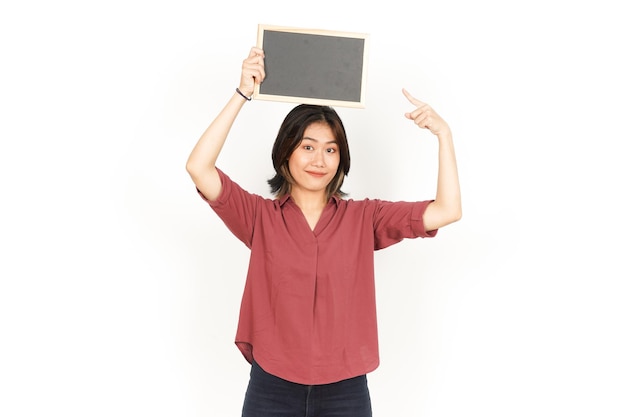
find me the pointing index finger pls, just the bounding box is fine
[402,88,424,106]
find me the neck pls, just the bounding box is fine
[290,189,328,211]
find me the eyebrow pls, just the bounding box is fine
[302,136,338,144]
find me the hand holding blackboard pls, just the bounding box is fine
[253,25,369,108]
[238,46,266,100]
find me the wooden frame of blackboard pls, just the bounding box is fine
[253,24,370,108]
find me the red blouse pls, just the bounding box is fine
[200,168,437,385]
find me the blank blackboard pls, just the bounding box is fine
[253,25,369,108]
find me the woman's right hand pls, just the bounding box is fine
[239,47,265,98]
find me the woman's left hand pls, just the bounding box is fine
[402,88,450,137]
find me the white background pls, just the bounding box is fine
[1,0,625,416]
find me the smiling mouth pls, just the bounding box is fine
[306,171,326,177]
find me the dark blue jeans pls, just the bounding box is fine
[242,361,373,417]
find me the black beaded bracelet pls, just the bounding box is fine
[236,87,252,101]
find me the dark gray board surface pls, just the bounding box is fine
[255,26,369,108]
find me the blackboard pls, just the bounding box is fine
[253,25,369,108]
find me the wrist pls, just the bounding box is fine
[435,128,453,144]
[235,87,252,101]
[433,123,451,138]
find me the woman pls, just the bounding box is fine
[186,46,461,417]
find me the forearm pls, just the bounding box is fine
[436,128,461,207]
[425,128,462,230]
[187,92,247,171]
[186,91,248,199]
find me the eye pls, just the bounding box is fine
[303,145,314,151]
[326,147,337,153]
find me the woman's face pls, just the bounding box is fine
[288,122,340,197]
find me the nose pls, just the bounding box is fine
[311,149,326,167]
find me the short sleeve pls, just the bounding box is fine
[197,168,261,248]
[373,200,437,250]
